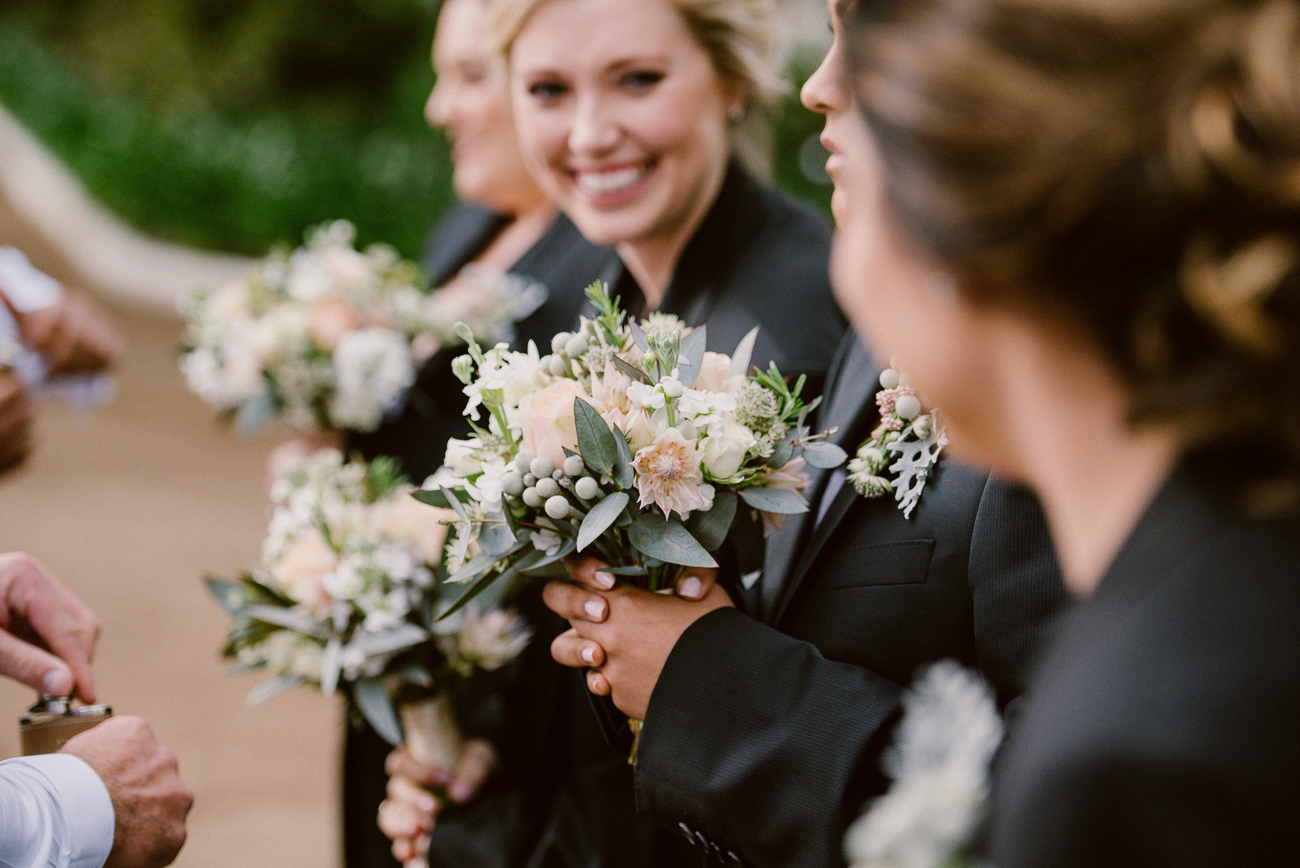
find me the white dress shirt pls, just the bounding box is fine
[0,754,114,868]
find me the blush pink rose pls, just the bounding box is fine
[270,528,337,613]
[521,378,589,467]
[308,297,363,351]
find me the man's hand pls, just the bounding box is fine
[544,556,732,720]
[0,552,99,701]
[62,716,193,868]
[13,292,123,374]
[378,739,498,867]
[0,371,33,475]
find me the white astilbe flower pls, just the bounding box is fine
[845,660,1004,868]
[329,327,416,431]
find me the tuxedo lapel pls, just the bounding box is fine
[760,336,881,622]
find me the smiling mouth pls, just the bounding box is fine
[572,163,652,201]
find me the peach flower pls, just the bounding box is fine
[269,528,337,613]
[308,297,362,351]
[632,428,709,519]
[521,378,589,467]
[371,490,455,565]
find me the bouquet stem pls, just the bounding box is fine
[399,694,465,771]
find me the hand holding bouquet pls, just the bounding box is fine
[207,449,531,747]
[179,219,545,434]
[424,282,846,617]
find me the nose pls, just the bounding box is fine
[568,94,620,155]
[801,41,846,116]
[426,82,450,130]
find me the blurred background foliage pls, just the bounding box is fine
[0,0,829,261]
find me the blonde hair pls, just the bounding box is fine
[488,0,784,172]
[846,0,1300,499]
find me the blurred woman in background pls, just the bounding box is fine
[338,0,614,864]
[833,0,1300,862]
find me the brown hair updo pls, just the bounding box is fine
[844,0,1300,503]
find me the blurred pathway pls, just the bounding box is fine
[0,299,345,868]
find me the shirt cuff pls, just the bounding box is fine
[0,246,65,312]
[32,754,116,868]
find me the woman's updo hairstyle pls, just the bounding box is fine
[845,0,1300,505]
[487,0,784,173]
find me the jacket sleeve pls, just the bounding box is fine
[633,608,902,868]
[966,479,1068,712]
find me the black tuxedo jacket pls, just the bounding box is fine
[633,333,1068,868]
[347,204,615,482]
[989,465,1300,867]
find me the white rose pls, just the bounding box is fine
[699,419,757,481]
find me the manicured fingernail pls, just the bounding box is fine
[584,598,605,620]
[581,646,597,665]
[451,780,472,802]
[594,570,615,589]
[679,575,703,600]
[41,668,70,697]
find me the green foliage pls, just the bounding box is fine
[0,1,830,260]
[0,1,450,258]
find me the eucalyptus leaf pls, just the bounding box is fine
[603,564,649,576]
[574,399,621,479]
[320,638,342,695]
[446,549,501,583]
[768,439,794,469]
[613,355,652,384]
[436,566,515,622]
[525,561,570,578]
[676,326,708,387]
[205,577,247,616]
[630,320,649,352]
[613,424,635,488]
[578,492,630,551]
[521,538,577,573]
[243,604,330,638]
[802,441,849,469]
[729,326,761,377]
[353,676,403,746]
[739,486,809,515]
[684,490,737,551]
[348,623,429,657]
[478,519,518,557]
[413,488,452,509]
[440,486,469,523]
[236,392,276,435]
[246,674,304,706]
[628,513,717,567]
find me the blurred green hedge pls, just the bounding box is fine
[0,0,829,261]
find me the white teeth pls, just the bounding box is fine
[575,165,645,194]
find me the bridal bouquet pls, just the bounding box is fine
[421,281,845,617]
[206,449,531,751]
[178,219,545,434]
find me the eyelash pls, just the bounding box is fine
[622,70,663,90]
[527,81,568,102]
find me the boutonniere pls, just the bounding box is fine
[847,365,947,519]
